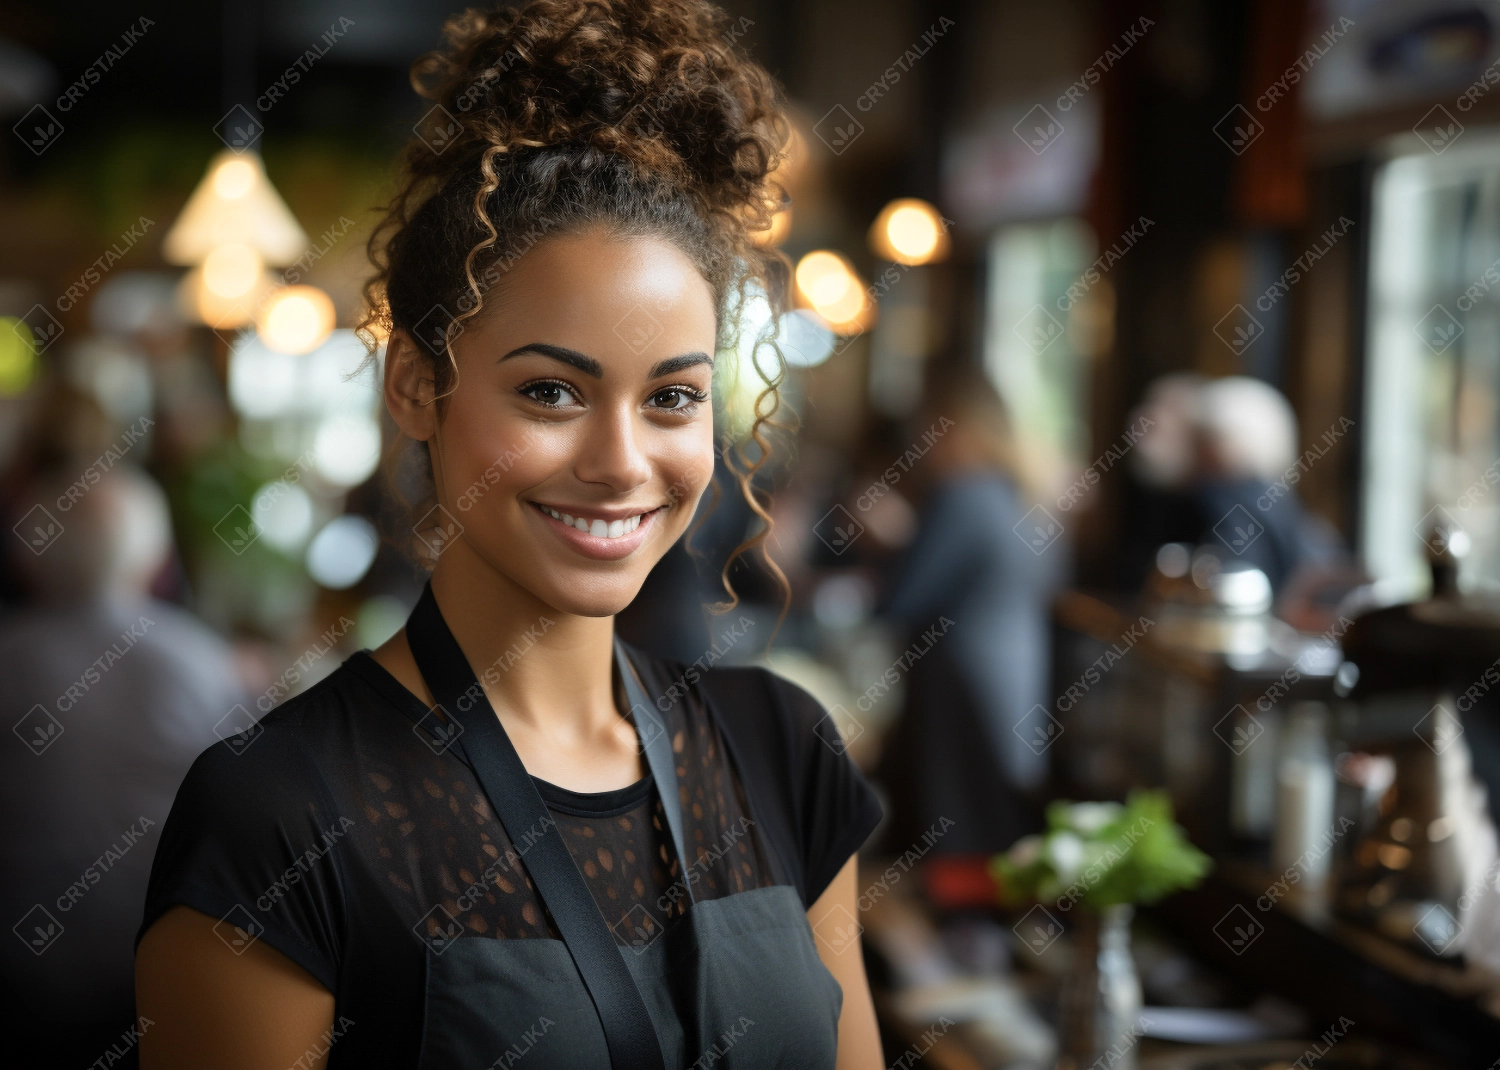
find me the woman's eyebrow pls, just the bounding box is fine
[498,342,604,377]
[498,343,712,380]
[647,352,713,378]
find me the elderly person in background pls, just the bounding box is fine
[0,464,245,1069]
[1124,374,1345,593]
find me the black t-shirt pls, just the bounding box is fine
[135,645,881,1065]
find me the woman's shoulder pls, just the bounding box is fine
[154,666,363,909]
[175,657,372,801]
[141,670,354,993]
[698,661,834,744]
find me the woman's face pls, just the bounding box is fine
[386,227,719,618]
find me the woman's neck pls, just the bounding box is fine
[429,553,619,730]
[370,543,636,768]
[370,543,647,791]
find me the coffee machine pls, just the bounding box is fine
[1337,543,1500,959]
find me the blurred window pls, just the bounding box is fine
[1365,130,1500,592]
[981,219,1097,501]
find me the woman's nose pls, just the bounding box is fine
[574,403,652,492]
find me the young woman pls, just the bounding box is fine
[134,1,884,1067]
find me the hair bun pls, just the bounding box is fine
[410,0,786,217]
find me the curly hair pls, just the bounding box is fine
[360,0,794,616]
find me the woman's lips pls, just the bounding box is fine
[530,501,662,560]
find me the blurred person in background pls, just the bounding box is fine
[1119,372,1208,589]
[0,463,245,1068]
[873,362,1062,857]
[1123,374,1345,594]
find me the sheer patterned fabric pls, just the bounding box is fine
[345,651,780,947]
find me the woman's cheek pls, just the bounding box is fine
[663,442,714,521]
[446,420,557,512]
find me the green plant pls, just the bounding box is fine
[991,790,1211,911]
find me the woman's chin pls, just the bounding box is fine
[528,578,649,620]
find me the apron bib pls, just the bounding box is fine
[403,583,842,1070]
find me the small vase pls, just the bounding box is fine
[1055,904,1144,1070]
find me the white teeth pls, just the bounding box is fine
[538,504,649,538]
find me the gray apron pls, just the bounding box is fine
[405,583,843,1069]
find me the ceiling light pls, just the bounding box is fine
[164,150,308,267]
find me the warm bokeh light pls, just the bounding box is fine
[178,261,272,329]
[202,243,263,299]
[257,285,337,355]
[796,251,854,308]
[795,250,874,333]
[869,198,949,266]
[211,157,257,200]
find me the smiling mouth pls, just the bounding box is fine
[532,503,662,540]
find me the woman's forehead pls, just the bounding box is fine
[456,231,717,365]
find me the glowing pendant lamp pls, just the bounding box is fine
[166,150,309,328]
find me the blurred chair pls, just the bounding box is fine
[0,464,246,1066]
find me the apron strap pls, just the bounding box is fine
[615,639,696,907]
[405,582,667,1070]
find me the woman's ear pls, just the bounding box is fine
[384,329,439,442]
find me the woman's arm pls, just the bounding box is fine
[136,905,336,1069]
[809,855,883,1070]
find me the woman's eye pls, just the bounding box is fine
[651,387,707,411]
[520,381,579,407]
